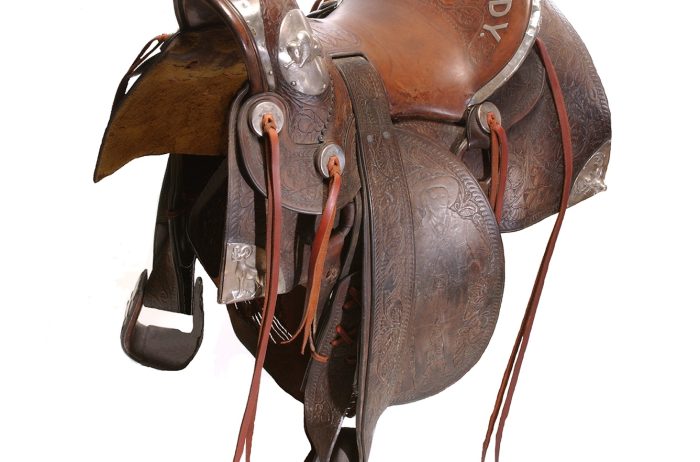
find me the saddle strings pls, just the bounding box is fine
[487,113,510,224]
[283,156,344,362]
[234,114,283,462]
[482,37,575,462]
[233,117,343,460]
[111,34,172,115]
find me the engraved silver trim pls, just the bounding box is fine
[316,143,346,178]
[219,243,287,304]
[220,243,262,304]
[278,9,330,95]
[568,140,611,207]
[249,100,285,136]
[469,0,542,107]
[228,0,276,90]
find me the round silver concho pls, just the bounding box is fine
[315,143,346,178]
[476,102,502,133]
[249,100,285,137]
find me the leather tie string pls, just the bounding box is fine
[488,113,509,225]
[284,156,343,363]
[233,114,283,462]
[112,34,172,114]
[481,37,574,462]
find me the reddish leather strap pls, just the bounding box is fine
[284,156,343,362]
[233,114,283,462]
[487,113,509,224]
[489,123,501,212]
[482,37,574,462]
[112,34,171,113]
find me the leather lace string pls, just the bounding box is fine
[233,114,283,462]
[283,156,343,362]
[487,113,509,224]
[112,34,172,114]
[481,37,574,462]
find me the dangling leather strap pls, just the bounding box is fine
[111,34,172,114]
[233,114,283,462]
[487,113,509,224]
[284,156,343,362]
[482,37,574,462]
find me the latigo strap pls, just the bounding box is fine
[335,55,418,462]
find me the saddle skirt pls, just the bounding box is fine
[95,0,611,460]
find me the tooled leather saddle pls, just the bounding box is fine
[95,0,611,460]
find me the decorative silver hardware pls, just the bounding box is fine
[219,243,287,304]
[476,102,502,133]
[249,100,285,137]
[469,0,542,107]
[229,0,276,90]
[316,143,346,178]
[220,243,262,304]
[568,141,611,207]
[278,9,330,96]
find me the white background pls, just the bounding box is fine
[2,1,699,461]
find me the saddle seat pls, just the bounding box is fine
[312,0,537,120]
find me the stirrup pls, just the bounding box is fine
[120,270,204,371]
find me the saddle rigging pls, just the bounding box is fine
[95,0,611,460]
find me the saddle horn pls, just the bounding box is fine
[121,270,204,371]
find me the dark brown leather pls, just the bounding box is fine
[95,1,611,460]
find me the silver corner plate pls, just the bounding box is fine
[219,243,287,305]
[568,140,611,207]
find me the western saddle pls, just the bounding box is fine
[95,0,611,460]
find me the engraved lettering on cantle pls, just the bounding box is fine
[469,0,541,106]
[482,0,513,42]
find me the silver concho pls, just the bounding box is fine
[278,9,330,96]
[315,143,346,178]
[569,140,611,207]
[249,100,285,137]
[476,102,502,133]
